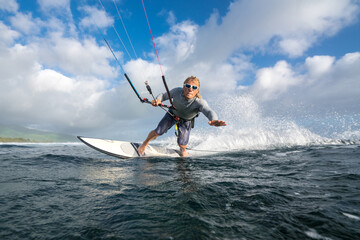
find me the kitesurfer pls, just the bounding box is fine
[138,76,226,157]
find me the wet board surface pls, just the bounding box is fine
[78,136,180,158]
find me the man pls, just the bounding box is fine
[138,76,226,157]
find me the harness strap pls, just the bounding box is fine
[173,113,199,138]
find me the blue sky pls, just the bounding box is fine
[0,0,360,141]
[79,0,232,60]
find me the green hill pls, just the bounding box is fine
[0,125,75,143]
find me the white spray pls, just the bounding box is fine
[156,94,359,152]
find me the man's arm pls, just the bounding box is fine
[153,88,181,106]
[199,99,226,127]
[155,87,180,102]
[199,99,218,121]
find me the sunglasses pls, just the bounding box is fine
[184,83,198,90]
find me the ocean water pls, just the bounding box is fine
[1,140,359,239]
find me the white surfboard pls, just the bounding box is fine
[77,136,180,158]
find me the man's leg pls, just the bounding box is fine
[178,144,188,157]
[177,121,191,157]
[138,113,175,155]
[138,130,159,155]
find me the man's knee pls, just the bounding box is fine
[150,130,160,138]
[178,144,187,149]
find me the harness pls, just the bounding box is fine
[172,111,199,138]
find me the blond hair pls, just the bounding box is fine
[184,76,202,99]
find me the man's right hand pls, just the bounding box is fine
[151,99,162,106]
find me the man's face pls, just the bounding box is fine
[183,80,199,99]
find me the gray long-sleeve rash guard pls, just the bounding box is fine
[156,87,218,121]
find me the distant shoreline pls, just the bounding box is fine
[0,137,73,143]
[0,138,79,144]
[0,137,34,143]
[0,125,75,143]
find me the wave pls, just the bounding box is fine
[0,144,35,149]
[157,124,360,153]
[155,95,360,152]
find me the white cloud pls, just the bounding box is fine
[305,55,335,79]
[278,38,312,58]
[0,41,112,131]
[80,6,114,29]
[129,0,359,100]
[125,58,165,91]
[0,22,20,45]
[0,0,18,12]
[194,0,358,60]
[311,52,360,103]
[156,21,198,64]
[37,0,69,9]
[34,34,118,77]
[166,11,176,26]
[147,20,245,96]
[10,12,42,35]
[0,43,38,84]
[0,43,41,115]
[252,61,302,100]
[251,52,360,115]
[33,69,76,93]
[0,23,153,135]
[149,0,359,100]
[37,0,73,27]
[0,20,121,133]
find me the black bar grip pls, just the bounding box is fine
[162,75,174,107]
[124,73,144,102]
[146,84,152,95]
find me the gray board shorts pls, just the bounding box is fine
[155,112,192,146]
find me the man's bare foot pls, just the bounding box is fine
[179,148,188,157]
[137,144,146,155]
[137,130,159,156]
